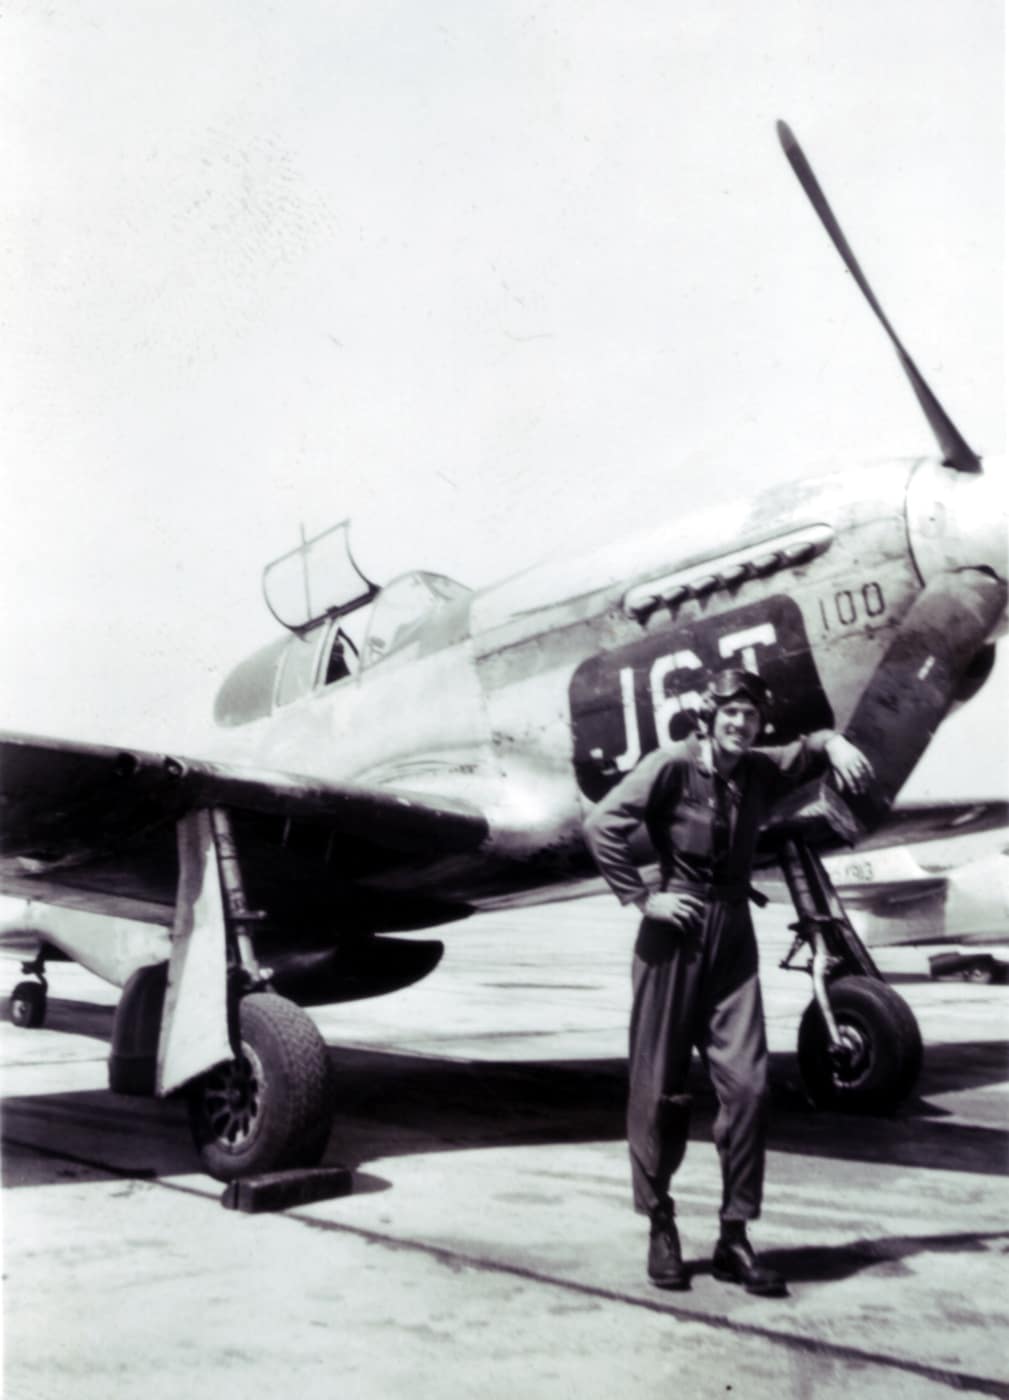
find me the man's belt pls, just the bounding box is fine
[663,878,769,907]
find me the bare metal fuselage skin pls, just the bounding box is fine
[6,457,1003,992]
[212,456,1007,914]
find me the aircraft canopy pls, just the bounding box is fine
[263,520,379,632]
[360,571,471,668]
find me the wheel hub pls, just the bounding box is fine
[828,1023,872,1085]
[197,1044,265,1151]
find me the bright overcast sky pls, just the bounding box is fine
[0,1,1004,799]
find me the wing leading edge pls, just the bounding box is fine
[0,732,489,924]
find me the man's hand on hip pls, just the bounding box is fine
[635,891,704,930]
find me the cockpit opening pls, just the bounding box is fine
[214,527,472,729]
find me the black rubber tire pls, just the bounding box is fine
[187,993,333,1182]
[797,975,923,1112]
[10,980,46,1028]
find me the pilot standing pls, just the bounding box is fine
[584,666,873,1296]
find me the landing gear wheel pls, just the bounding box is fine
[187,993,333,1181]
[10,980,47,1028]
[797,975,922,1112]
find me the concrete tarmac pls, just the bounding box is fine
[2,896,1007,1399]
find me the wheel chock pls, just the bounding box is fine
[220,1165,353,1213]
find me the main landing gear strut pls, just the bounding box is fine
[183,808,335,1181]
[107,807,335,1182]
[777,838,922,1111]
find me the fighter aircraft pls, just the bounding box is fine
[820,828,1009,980]
[1,122,1005,1180]
[739,811,1008,968]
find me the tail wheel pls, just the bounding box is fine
[10,980,47,1028]
[797,975,923,1112]
[187,993,333,1181]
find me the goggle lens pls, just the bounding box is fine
[707,669,772,707]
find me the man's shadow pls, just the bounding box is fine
[687,1227,1009,1285]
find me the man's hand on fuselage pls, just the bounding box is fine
[824,733,875,795]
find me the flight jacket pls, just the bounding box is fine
[584,733,833,906]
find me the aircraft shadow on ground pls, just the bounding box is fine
[3,1026,1007,1191]
[322,1044,1009,1180]
[21,998,116,1040]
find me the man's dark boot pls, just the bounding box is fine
[712,1222,786,1297]
[647,1201,689,1290]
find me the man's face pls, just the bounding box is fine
[711,698,762,759]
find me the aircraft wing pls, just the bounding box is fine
[753,861,948,913]
[844,800,1009,851]
[0,732,489,928]
[820,874,948,912]
[753,800,1008,944]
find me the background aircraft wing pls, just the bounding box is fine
[753,801,1007,935]
[0,732,489,929]
[844,800,1009,851]
[820,876,948,912]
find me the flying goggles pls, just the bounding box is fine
[704,668,774,713]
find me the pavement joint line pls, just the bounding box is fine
[2,1136,160,1179]
[6,1134,1004,1399]
[1,1056,109,1070]
[268,1212,1009,1400]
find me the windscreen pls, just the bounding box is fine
[361,572,472,668]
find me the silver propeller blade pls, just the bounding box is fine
[777,120,981,474]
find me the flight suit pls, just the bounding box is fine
[584,733,828,1221]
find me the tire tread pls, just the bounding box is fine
[189,993,333,1180]
[797,975,922,1112]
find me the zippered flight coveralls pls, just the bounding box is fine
[584,735,827,1222]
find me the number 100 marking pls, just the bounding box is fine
[819,582,885,631]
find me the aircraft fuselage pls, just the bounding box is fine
[213,454,1006,913]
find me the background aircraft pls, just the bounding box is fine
[736,811,1007,970]
[821,824,1009,981]
[1,123,1005,1181]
